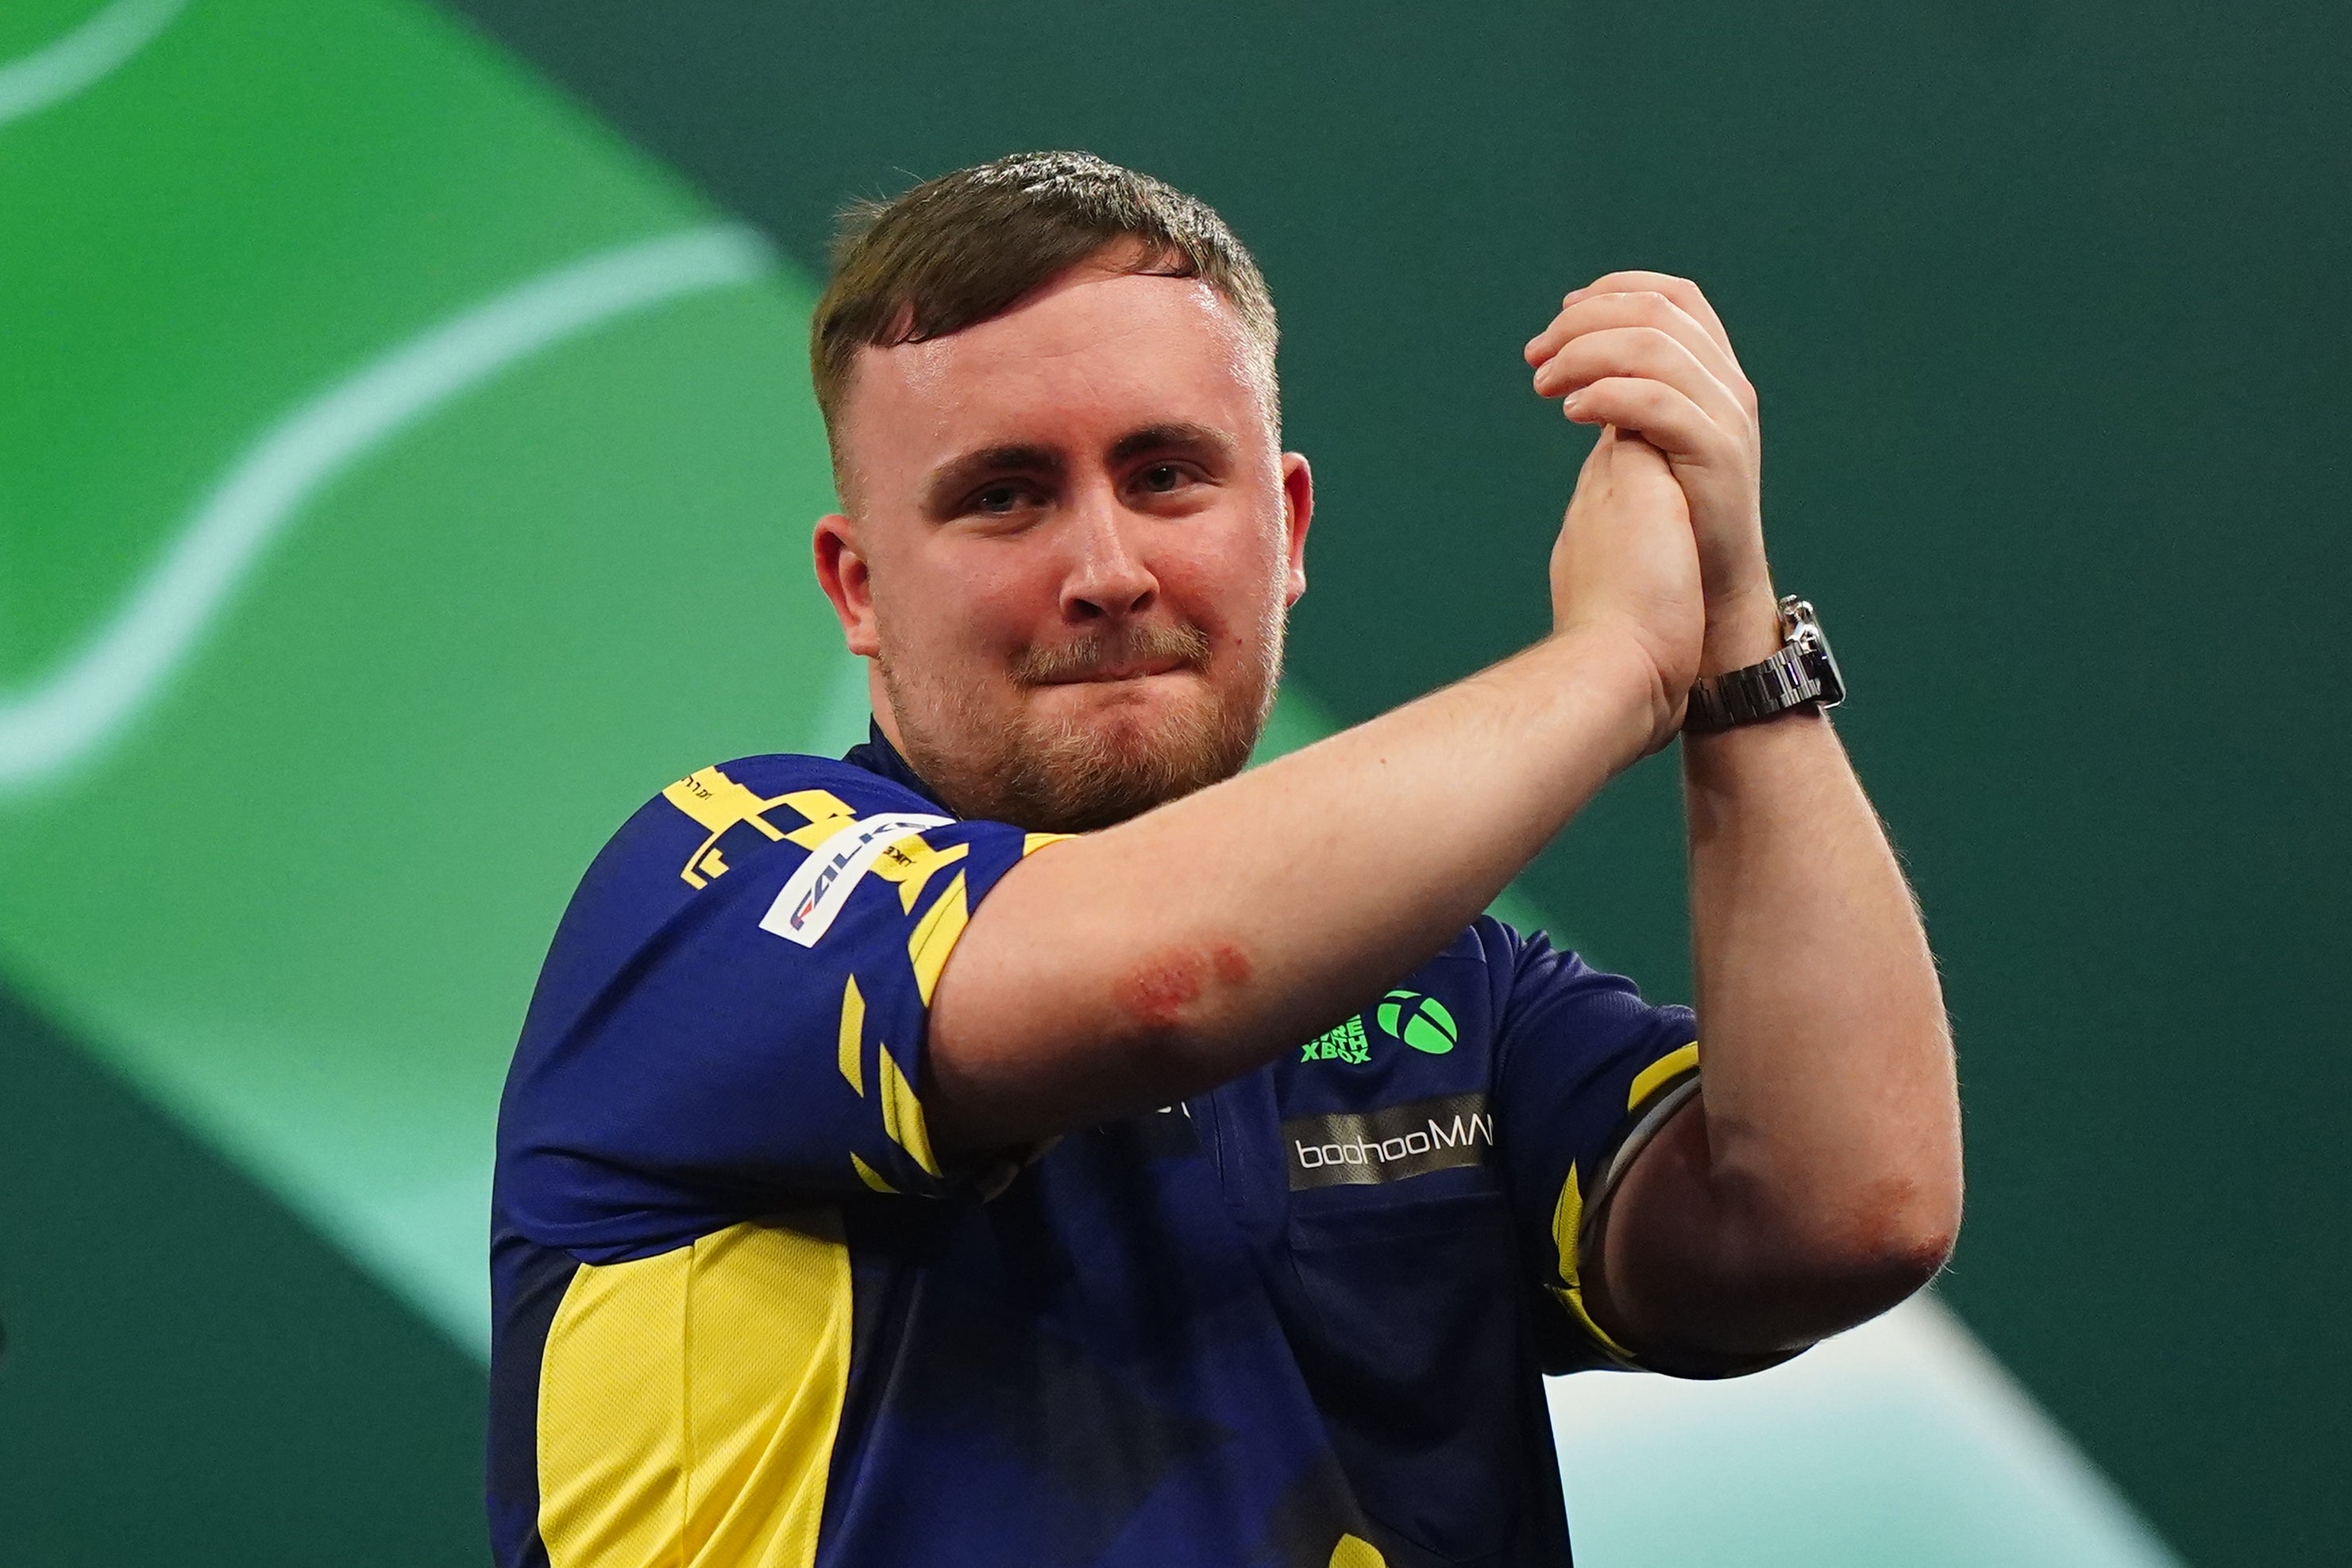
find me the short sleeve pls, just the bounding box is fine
[495,756,1056,1263]
[1486,923,1700,1373]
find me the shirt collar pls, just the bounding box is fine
[842,719,953,814]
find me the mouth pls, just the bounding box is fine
[1033,655,1190,686]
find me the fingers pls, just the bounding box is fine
[1559,376,1722,461]
[1539,275,1771,641]
[1570,272,1736,363]
[1537,327,1752,457]
[1522,275,1755,420]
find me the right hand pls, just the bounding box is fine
[1546,425,1706,752]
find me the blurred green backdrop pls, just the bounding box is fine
[2,2,2342,1564]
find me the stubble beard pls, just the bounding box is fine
[881,608,1286,834]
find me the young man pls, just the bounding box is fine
[490,152,1961,1568]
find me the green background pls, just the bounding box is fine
[2,2,2342,1562]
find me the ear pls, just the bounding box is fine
[1278,452,1314,605]
[812,513,881,657]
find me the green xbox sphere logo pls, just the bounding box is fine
[1376,989,1459,1054]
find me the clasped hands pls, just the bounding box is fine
[1524,272,1782,749]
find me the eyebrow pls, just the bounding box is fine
[920,422,1240,519]
[1107,421,1237,467]
[921,444,1064,518]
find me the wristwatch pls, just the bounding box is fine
[1683,595,1846,732]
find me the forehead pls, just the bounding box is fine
[839,268,1271,485]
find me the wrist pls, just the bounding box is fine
[1698,580,1783,676]
[1685,589,1845,748]
[1540,619,1683,762]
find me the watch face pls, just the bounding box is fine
[1806,628,1847,707]
[1781,599,1845,709]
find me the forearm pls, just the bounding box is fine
[1601,689,1961,1352]
[1683,703,1960,1244]
[927,626,1662,1149]
[1516,274,1961,1355]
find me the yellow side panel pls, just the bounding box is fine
[1627,1040,1700,1111]
[1329,1532,1389,1568]
[906,869,970,1007]
[680,1218,854,1566]
[538,1249,689,1566]
[538,1215,854,1568]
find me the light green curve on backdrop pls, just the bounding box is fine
[0,0,187,125]
[0,222,778,789]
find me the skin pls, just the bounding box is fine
[814,257,1961,1363]
[816,254,1308,834]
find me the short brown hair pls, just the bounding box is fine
[810,151,1278,485]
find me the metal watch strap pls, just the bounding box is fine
[1683,595,1845,733]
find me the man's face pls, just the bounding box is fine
[815,257,1312,832]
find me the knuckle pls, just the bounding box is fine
[1630,326,1680,360]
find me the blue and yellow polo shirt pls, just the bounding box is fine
[490,727,1710,1568]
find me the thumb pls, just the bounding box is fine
[1609,428,1675,481]
[1576,422,1616,483]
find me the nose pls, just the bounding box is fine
[1059,487,1158,623]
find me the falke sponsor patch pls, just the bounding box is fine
[1283,1092,1494,1189]
[760,812,950,947]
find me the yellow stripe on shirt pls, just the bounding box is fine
[906,869,970,1006]
[877,1042,941,1177]
[1627,1040,1700,1111]
[837,976,865,1097]
[1548,1162,1634,1362]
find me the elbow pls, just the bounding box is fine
[1787,1169,1964,1323]
[1604,1115,1962,1361]
[1777,1089,1967,1322]
[1837,1208,1959,1308]
[1903,1180,1965,1286]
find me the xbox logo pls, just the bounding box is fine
[1375,989,1459,1054]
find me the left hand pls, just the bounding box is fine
[1524,272,1778,668]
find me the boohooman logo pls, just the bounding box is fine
[1282,1093,1494,1189]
